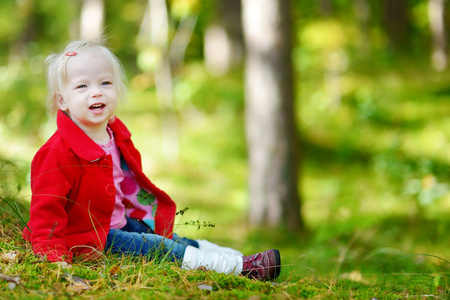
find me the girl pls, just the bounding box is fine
[22,39,281,281]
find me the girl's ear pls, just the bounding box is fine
[55,92,67,111]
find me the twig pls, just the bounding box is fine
[0,273,20,283]
[0,273,26,290]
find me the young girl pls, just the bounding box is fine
[22,39,281,281]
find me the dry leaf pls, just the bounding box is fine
[51,282,65,292]
[198,284,213,291]
[66,282,90,293]
[0,251,24,264]
[62,273,91,292]
[109,265,121,276]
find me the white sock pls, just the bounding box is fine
[182,246,243,275]
[196,239,244,256]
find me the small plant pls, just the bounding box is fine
[175,207,189,216]
[175,207,216,229]
[182,220,216,230]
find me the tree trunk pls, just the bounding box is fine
[80,0,104,40]
[428,0,447,71]
[204,0,243,75]
[382,0,409,51]
[241,0,303,231]
[138,0,179,160]
[319,0,333,16]
[354,0,371,52]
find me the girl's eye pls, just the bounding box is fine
[102,81,112,86]
[76,84,87,89]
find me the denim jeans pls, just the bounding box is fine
[105,217,199,262]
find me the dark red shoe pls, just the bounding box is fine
[241,249,281,281]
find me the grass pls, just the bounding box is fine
[2,205,450,299]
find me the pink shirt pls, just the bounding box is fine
[98,127,127,229]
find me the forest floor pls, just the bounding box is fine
[1,207,450,299]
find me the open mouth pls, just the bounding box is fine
[89,103,106,110]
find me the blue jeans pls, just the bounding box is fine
[105,217,199,262]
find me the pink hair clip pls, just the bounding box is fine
[66,51,77,56]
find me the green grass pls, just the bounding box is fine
[2,207,450,299]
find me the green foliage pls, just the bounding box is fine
[0,158,29,229]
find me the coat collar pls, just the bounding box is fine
[108,116,132,142]
[56,110,131,162]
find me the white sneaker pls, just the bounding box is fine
[182,246,243,275]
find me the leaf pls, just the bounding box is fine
[62,273,91,292]
[0,251,24,264]
[51,282,65,293]
[109,265,121,277]
[197,284,213,291]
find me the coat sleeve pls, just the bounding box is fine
[24,146,74,263]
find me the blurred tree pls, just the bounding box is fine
[319,0,333,16]
[353,0,371,52]
[428,0,447,71]
[136,0,199,160]
[0,1,77,137]
[80,0,104,40]
[382,0,410,51]
[204,0,243,75]
[138,0,179,160]
[242,0,303,231]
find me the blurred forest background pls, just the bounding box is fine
[1,0,450,279]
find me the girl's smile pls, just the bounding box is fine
[90,102,107,113]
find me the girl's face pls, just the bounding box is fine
[57,47,118,133]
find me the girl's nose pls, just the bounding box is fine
[91,87,102,98]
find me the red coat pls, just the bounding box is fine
[22,111,176,262]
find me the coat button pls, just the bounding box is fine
[105,184,116,197]
[99,159,112,171]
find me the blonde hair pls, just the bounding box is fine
[45,38,127,114]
